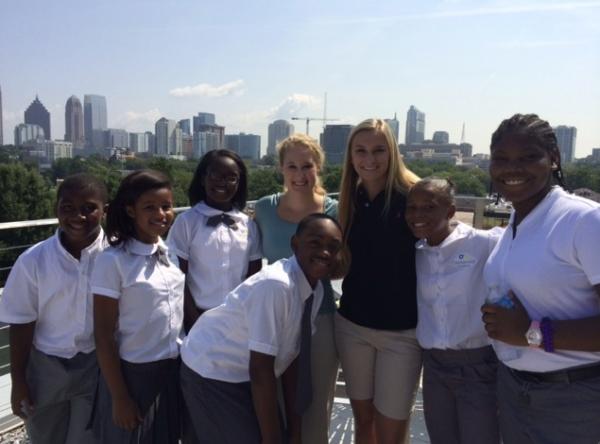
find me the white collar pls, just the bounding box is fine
[289,255,321,302]
[54,227,106,261]
[193,201,244,221]
[507,186,560,229]
[415,221,470,251]
[125,237,168,257]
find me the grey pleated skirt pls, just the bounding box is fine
[91,358,181,444]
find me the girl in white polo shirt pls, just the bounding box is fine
[167,149,261,332]
[482,114,600,443]
[91,170,184,443]
[406,178,502,444]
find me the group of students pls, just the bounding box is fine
[0,113,599,444]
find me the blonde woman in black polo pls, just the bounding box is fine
[336,118,421,444]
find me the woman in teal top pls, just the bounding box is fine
[254,134,338,444]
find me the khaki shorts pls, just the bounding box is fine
[334,312,423,420]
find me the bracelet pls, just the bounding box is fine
[540,317,554,352]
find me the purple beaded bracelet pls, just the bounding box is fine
[540,317,554,352]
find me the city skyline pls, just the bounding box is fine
[1,1,599,156]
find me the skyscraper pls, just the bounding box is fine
[0,84,4,145]
[267,120,294,156]
[321,124,353,165]
[84,94,108,149]
[192,112,216,132]
[385,113,400,143]
[405,105,425,145]
[25,95,51,140]
[225,133,261,160]
[155,118,182,156]
[432,131,449,144]
[65,95,85,147]
[178,119,191,135]
[14,123,45,146]
[554,125,577,163]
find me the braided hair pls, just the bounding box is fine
[490,113,567,189]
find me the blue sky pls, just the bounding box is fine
[1,0,599,156]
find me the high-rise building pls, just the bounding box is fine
[84,95,108,149]
[179,119,191,135]
[554,125,577,163]
[14,123,45,146]
[321,124,353,165]
[105,129,129,148]
[0,84,3,145]
[225,133,261,160]
[145,131,156,154]
[405,105,425,145]
[192,112,216,132]
[192,131,220,158]
[432,131,450,144]
[65,95,85,148]
[25,95,51,140]
[267,120,294,156]
[385,113,400,143]
[26,139,72,163]
[182,134,193,159]
[129,132,153,153]
[155,118,182,156]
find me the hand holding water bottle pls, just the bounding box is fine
[481,288,531,347]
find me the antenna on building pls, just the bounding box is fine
[460,122,466,144]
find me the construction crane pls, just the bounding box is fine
[291,116,338,136]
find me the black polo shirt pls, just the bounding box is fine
[338,187,417,330]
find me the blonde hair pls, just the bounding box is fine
[277,133,326,195]
[338,118,419,237]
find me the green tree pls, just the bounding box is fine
[322,165,342,193]
[247,168,282,201]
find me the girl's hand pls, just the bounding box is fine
[11,380,34,419]
[481,290,530,346]
[112,396,143,431]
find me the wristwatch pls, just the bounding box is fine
[525,320,543,347]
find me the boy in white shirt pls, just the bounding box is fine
[0,174,107,444]
[180,213,344,444]
[406,178,502,444]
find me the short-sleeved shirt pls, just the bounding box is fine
[167,202,262,310]
[339,187,418,330]
[415,222,502,350]
[181,256,323,383]
[254,193,337,314]
[0,229,106,359]
[91,238,185,363]
[484,187,600,372]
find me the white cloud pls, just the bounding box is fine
[497,39,584,49]
[169,79,245,98]
[268,93,321,119]
[116,108,162,132]
[313,1,600,25]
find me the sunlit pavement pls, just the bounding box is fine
[329,377,430,443]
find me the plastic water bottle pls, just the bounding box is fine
[486,285,521,361]
[487,285,515,309]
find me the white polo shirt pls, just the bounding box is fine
[91,238,184,364]
[167,202,262,310]
[181,256,323,383]
[484,187,600,372]
[0,229,106,359]
[416,222,502,350]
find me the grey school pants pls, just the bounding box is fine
[498,362,600,444]
[422,346,500,444]
[25,348,98,444]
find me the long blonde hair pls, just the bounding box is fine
[277,133,326,196]
[338,118,419,237]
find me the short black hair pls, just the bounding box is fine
[410,177,456,206]
[106,169,171,246]
[295,213,342,237]
[188,149,248,209]
[491,113,566,189]
[56,173,108,204]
